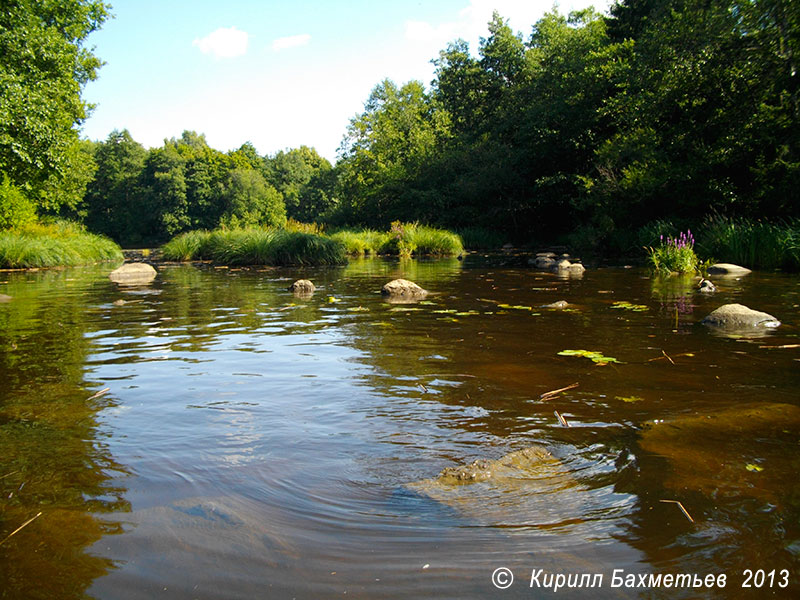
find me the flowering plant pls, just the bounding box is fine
[647,230,700,274]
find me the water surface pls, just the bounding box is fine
[1,256,798,598]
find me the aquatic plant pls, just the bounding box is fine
[456,227,504,250]
[328,229,388,255]
[697,216,800,271]
[558,349,621,365]
[160,230,212,261]
[0,221,123,268]
[331,223,463,257]
[646,230,700,274]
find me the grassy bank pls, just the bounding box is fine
[0,221,123,269]
[161,228,347,266]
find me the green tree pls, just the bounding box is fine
[265,146,333,222]
[220,168,286,228]
[0,0,109,210]
[84,129,147,243]
[141,144,190,240]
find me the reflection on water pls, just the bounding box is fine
[1,257,798,598]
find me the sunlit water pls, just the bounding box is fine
[1,256,798,598]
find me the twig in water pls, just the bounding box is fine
[554,411,570,427]
[0,512,42,546]
[87,387,110,401]
[758,344,800,349]
[661,350,675,365]
[0,471,19,480]
[540,382,579,400]
[418,383,428,393]
[660,499,694,523]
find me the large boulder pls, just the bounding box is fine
[701,303,780,332]
[109,262,157,286]
[707,263,752,277]
[381,279,427,303]
[288,279,315,296]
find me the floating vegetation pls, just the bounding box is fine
[617,395,644,403]
[347,306,370,312]
[745,463,764,472]
[498,303,534,311]
[610,301,649,312]
[558,349,621,365]
[454,310,479,316]
[432,309,458,314]
[390,307,423,312]
[327,296,341,303]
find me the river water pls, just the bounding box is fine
[1,256,798,599]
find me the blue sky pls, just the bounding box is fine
[82,0,611,162]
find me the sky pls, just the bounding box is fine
[81,0,612,162]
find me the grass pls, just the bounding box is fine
[328,229,389,256]
[0,221,123,269]
[456,227,505,250]
[697,216,800,271]
[161,228,347,266]
[329,222,463,257]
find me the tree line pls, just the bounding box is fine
[1,0,798,249]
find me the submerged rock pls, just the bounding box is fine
[542,300,570,309]
[109,262,157,286]
[701,303,780,331]
[288,279,315,296]
[420,446,558,486]
[381,279,428,302]
[698,278,717,293]
[708,263,752,277]
[0,294,12,303]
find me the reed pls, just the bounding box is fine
[697,216,800,271]
[456,227,504,250]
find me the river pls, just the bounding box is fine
[1,255,798,598]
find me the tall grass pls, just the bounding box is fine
[329,229,389,255]
[161,228,347,266]
[646,230,700,274]
[0,221,123,268]
[456,227,504,250]
[698,216,800,271]
[330,223,463,257]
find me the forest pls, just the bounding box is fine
[1,0,798,255]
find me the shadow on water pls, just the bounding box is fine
[1,256,798,598]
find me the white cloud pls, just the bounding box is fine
[193,26,249,59]
[272,34,311,51]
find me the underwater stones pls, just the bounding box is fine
[701,303,780,331]
[288,279,315,296]
[531,251,585,276]
[381,279,428,302]
[109,262,157,286]
[0,294,12,303]
[707,263,752,277]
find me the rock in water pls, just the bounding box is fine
[288,279,315,296]
[542,300,569,309]
[698,279,716,293]
[707,263,752,277]
[701,303,780,331]
[381,279,428,303]
[109,262,157,286]
[0,294,12,303]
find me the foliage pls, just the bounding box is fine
[328,229,388,256]
[558,349,620,365]
[456,227,505,250]
[0,175,37,230]
[161,228,346,266]
[0,220,122,268]
[646,230,700,274]
[0,0,109,212]
[697,216,800,271]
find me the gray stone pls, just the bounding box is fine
[288,279,315,296]
[109,262,157,286]
[708,263,752,277]
[381,279,428,303]
[701,303,780,331]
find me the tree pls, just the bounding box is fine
[220,168,286,228]
[265,146,333,222]
[0,0,109,209]
[141,144,189,240]
[85,130,146,243]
